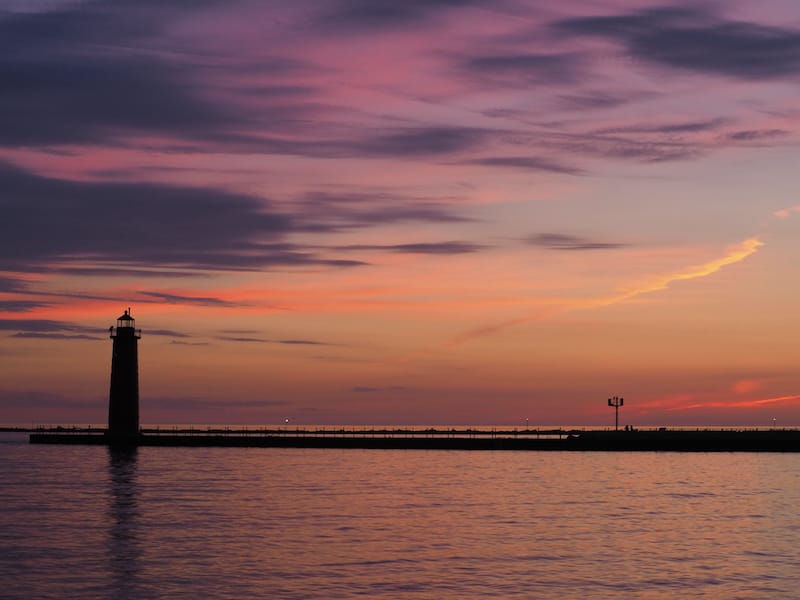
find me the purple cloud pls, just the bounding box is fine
[526,233,628,251]
[557,7,800,80]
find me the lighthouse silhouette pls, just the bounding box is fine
[108,309,141,439]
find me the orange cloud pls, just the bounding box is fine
[640,393,696,408]
[773,205,800,219]
[744,394,800,407]
[610,236,763,302]
[668,394,800,411]
[446,313,554,347]
[731,379,762,394]
[448,236,764,346]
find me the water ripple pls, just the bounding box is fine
[2,439,800,598]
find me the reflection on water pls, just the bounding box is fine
[3,433,800,599]
[107,446,140,599]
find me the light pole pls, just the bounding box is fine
[608,396,624,431]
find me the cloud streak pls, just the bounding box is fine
[352,385,411,393]
[216,336,328,346]
[0,163,379,274]
[317,0,486,30]
[449,236,764,346]
[336,241,486,254]
[773,205,800,219]
[526,233,628,251]
[10,332,102,341]
[0,318,100,337]
[462,52,585,85]
[557,7,800,80]
[607,237,763,303]
[136,291,240,307]
[668,394,800,411]
[464,156,584,175]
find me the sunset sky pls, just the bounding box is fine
[2,0,799,426]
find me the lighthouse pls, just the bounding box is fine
[108,309,141,439]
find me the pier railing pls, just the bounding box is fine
[13,425,800,438]
[23,426,800,451]
[138,426,575,440]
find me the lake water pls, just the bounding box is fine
[2,431,800,598]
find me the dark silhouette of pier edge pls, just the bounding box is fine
[27,311,800,452]
[29,425,800,452]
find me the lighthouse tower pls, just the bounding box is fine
[108,309,141,438]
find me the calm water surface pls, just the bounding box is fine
[2,432,799,598]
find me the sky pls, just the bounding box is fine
[1,0,799,427]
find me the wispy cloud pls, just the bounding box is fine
[595,118,729,136]
[556,7,800,80]
[731,379,763,395]
[461,52,586,86]
[557,92,646,111]
[291,190,472,231]
[449,236,764,346]
[352,385,411,393]
[10,332,102,340]
[668,394,800,411]
[0,3,241,148]
[0,318,98,335]
[216,335,329,346]
[148,329,191,338]
[336,241,486,254]
[608,237,763,303]
[137,291,240,307]
[316,0,485,30]
[0,276,27,293]
[447,316,541,347]
[773,204,800,219]
[463,156,584,175]
[217,336,268,343]
[725,129,788,142]
[0,162,372,274]
[0,300,53,312]
[350,126,489,157]
[526,233,628,251]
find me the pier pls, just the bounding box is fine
[24,310,795,452]
[27,426,800,452]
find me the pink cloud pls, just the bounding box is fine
[731,379,763,394]
[773,205,800,219]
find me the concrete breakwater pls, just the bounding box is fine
[28,427,800,451]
